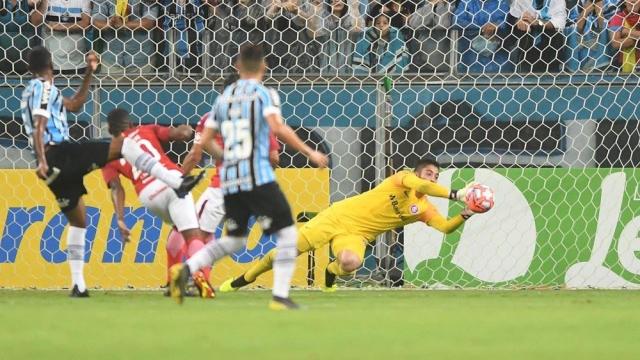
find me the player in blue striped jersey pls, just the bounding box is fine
[172,44,328,310]
[20,46,203,297]
[206,76,283,193]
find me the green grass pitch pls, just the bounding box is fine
[1,290,638,359]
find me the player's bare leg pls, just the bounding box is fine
[107,136,124,162]
[63,198,89,298]
[118,136,205,196]
[324,250,363,292]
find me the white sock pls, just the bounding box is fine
[272,226,298,299]
[122,137,182,189]
[67,226,87,292]
[186,236,246,274]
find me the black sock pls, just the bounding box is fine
[230,275,251,289]
[325,266,336,288]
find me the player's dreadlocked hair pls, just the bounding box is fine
[27,46,53,75]
[107,108,131,137]
[414,157,440,172]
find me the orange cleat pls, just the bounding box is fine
[193,271,216,299]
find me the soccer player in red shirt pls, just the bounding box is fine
[101,108,214,298]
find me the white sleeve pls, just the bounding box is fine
[262,88,282,118]
[509,0,534,19]
[82,0,91,14]
[546,0,567,30]
[204,116,218,130]
[31,80,51,119]
[204,109,219,129]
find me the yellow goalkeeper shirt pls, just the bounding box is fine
[328,170,461,241]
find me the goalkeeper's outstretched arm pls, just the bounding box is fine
[401,172,473,201]
[426,208,475,234]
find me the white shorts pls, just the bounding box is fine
[195,187,225,234]
[138,177,199,232]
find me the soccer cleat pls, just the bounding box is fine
[193,271,216,299]
[162,281,198,297]
[161,282,170,297]
[69,285,89,298]
[175,170,206,198]
[164,285,197,297]
[324,267,337,289]
[219,278,239,293]
[269,296,300,311]
[169,263,191,304]
[321,284,337,293]
[184,277,199,298]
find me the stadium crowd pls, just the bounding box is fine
[1,0,639,76]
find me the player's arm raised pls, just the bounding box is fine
[400,172,476,202]
[265,114,328,168]
[182,141,202,174]
[63,52,98,112]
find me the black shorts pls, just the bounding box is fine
[223,182,294,236]
[44,140,111,212]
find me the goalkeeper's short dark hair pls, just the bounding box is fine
[414,157,440,172]
[238,43,265,72]
[27,46,53,74]
[107,108,131,137]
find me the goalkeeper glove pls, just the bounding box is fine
[450,182,479,202]
[461,207,475,220]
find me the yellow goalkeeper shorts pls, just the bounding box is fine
[330,235,367,263]
[298,208,367,262]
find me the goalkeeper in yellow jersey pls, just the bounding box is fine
[220,158,488,292]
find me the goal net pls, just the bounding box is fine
[1,0,640,290]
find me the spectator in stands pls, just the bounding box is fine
[163,0,206,73]
[265,0,321,74]
[0,0,38,74]
[454,0,513,73]
[354,11,409,74]
[506,0,566,72]
[317,0,364,74]
[565,0,617,72]
[29,0,91,74]
[91,0,160,75]
[406,0,452,73]
[367,0,407,32]
[208,0,267,74]
[609,0,640,72]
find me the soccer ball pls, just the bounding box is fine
[465,184,494,213]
